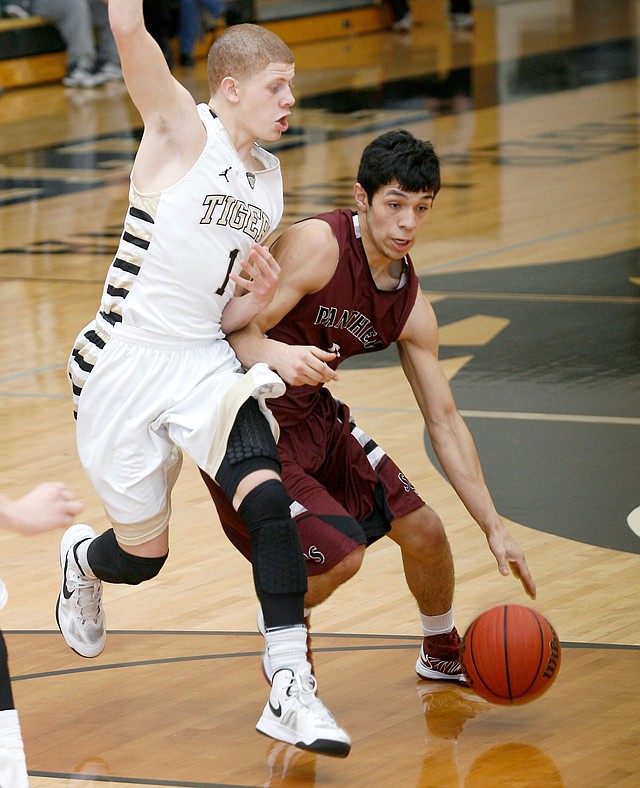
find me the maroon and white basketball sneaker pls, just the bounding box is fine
[415,628,466,683]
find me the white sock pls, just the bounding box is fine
[265,625,308,677]
[0,709,29,787]
[420,607,455,637]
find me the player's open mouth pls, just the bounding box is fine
[392,238,411,251]
[276,115,289,132]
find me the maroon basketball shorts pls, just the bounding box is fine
[205,398,424,576]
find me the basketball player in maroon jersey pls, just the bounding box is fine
[204,129,537,684]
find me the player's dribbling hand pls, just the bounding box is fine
[487,526,537,599]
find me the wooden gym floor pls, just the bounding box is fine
[0,0,639,785]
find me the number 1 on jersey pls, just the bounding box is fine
[216,248,239,295]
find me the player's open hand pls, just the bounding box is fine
[230,243,280,312]
[486,525,537,599]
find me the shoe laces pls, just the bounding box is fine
[69,570,102,623]
[288,665,335,722]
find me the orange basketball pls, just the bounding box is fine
[460,604,561,705]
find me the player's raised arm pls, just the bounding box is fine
[107,0,203,189]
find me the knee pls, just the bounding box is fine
[332,545,365,584]
[88,530,168,585]
[392,507,449,554]
[116,550,168,584]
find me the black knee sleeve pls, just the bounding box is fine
[215,397,281,501]
[87,529,168,585]
[0,631,14,711]
[238,480,307,596]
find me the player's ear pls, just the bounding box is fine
[220,76,240,103]
[354,183,368,211]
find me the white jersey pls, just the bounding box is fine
[98,104,283,339]
[67,105,287,541]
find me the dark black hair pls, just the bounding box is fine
[357,129,441,202]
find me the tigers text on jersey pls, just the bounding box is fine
[98,104,283,340]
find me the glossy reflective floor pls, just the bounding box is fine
[0,0,639,786]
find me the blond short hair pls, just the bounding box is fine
[207,24,294,89]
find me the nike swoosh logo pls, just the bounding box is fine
[62,552,74,599]
[268,701,282,718]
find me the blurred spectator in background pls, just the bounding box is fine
[2,0,123,87]
[178,0,225,67]
[178,0,256,67]
[449,0,474,30]
[384,0,474,33]
[143,0,177,68]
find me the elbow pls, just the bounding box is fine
[108,9,145,42]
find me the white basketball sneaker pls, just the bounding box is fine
[256,663,351,758]
[0,577,7,610]
[56,524,106,658]
[257,607,315,684]
[0,745,29,788]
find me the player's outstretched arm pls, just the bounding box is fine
[397,292,537,599]
[0,482,82,535]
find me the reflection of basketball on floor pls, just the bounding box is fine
[460,605,561,705]
[68,756,111,787]
[465,743,564,787]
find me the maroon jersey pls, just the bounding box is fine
[268,208,420,427]
[208,208,425,575]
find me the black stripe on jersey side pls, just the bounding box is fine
[122,231,150,250]
[361,438,378,456]
[99,309,122,325]
[129,206,155,223]
[106,285,131,299]
[70,348,93,373]
[113,256,141,275]
[83,329,106,349]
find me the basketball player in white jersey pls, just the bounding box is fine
[56,2,350,757]
[0,481,82,787]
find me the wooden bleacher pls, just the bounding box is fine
[0,0,393,91]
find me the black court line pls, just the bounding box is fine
[16,631,639,786]
[8,631,638,683]
[27,774,246,787]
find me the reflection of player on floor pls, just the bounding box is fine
[416,683,488,787]
[262,741,317,787]
[204,129,537,684]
